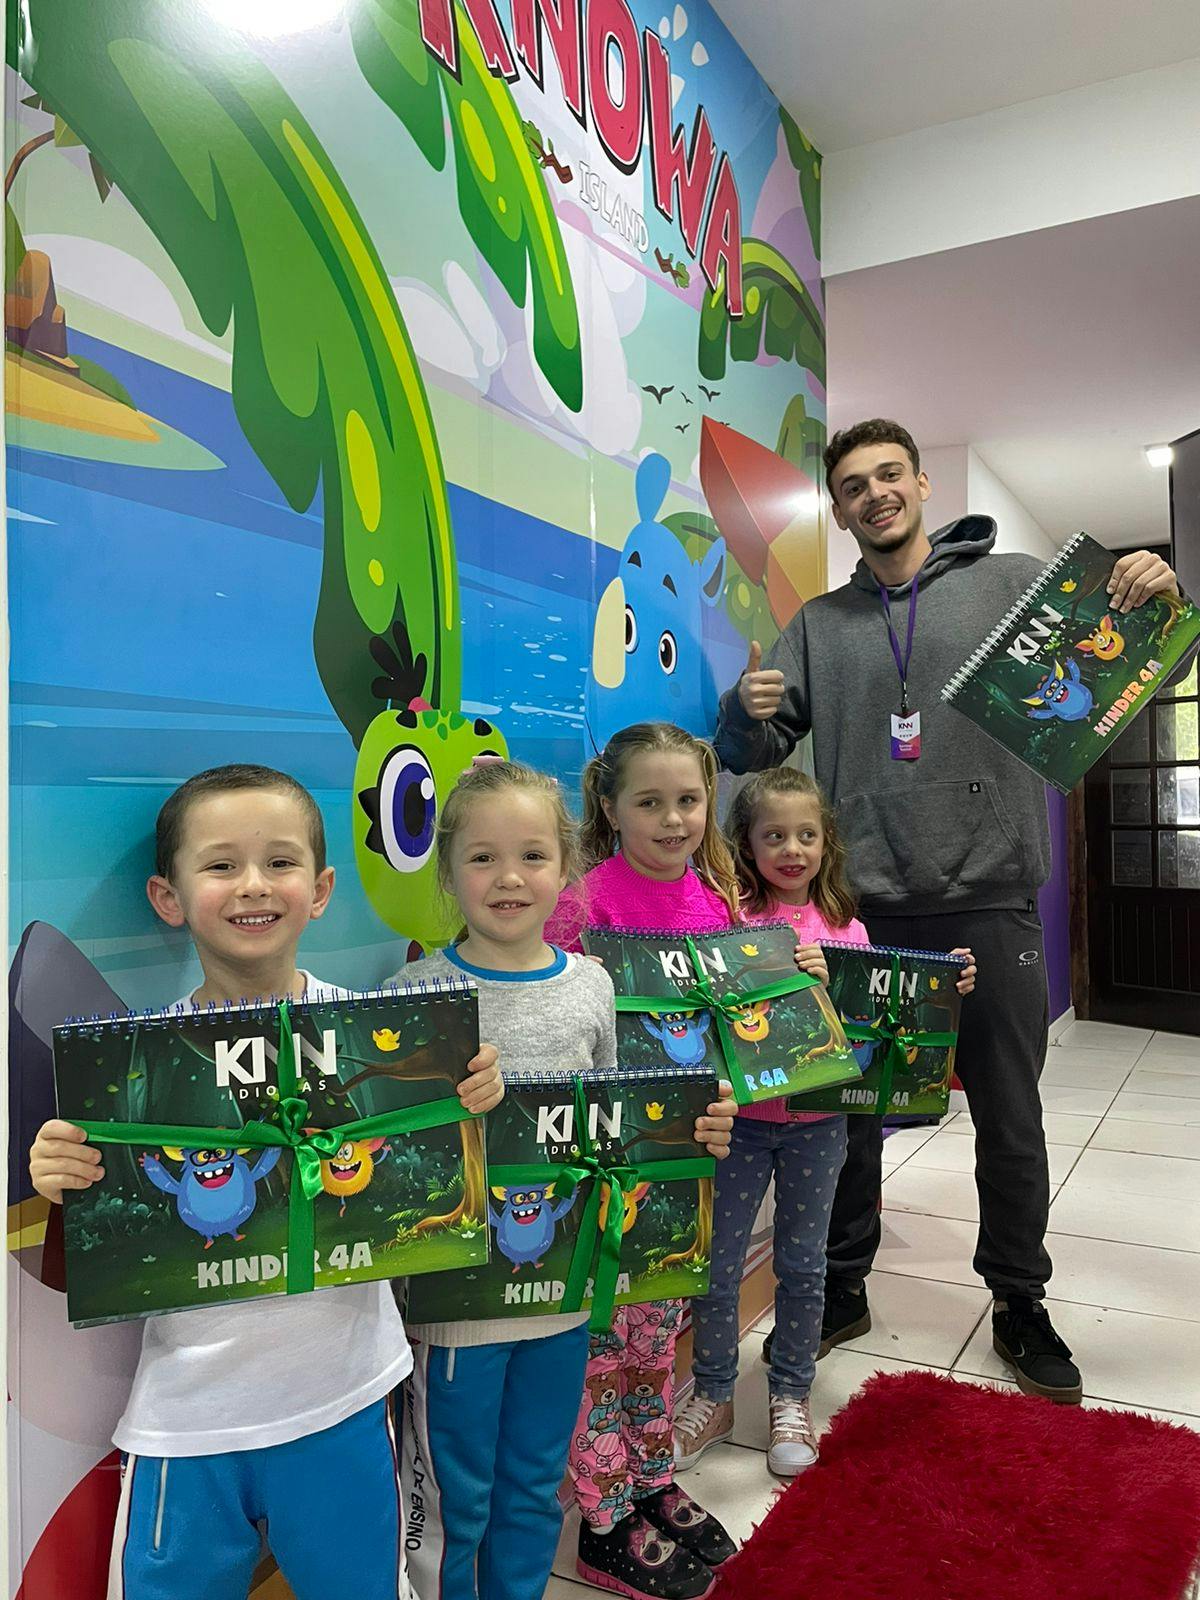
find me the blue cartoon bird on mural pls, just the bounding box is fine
[1022,658,1095,722]
[488,1182,577,1271]
[139,1146,282,1248]
[587,453,727,751]
[640,1009,711,1066]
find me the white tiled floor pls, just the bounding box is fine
[546,1020,1200,1600]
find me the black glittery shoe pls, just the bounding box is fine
[577,1512,714,1600]
[635,1484,737,1567]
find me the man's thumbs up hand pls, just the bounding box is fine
[737,639,785,721]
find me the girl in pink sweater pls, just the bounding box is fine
[548,723,740,1600]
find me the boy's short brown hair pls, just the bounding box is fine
[155,765,326,878]
[823,419,921,494]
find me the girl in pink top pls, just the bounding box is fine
[675,768,975,1482]
[673,767,863,1481]
[549,723,740,1600]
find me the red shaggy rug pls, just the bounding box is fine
[716,1371,1200,1600]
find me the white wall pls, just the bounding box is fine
[967,449,1057,561]
[823,523,857,593]
[822,445,1054,588]
[918,445,970,541]
[823,57,1200,276]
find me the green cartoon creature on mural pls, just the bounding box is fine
[352,621,507,938]
[9,0,580,952]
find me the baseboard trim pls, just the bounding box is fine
[1047,1006,1076,1045]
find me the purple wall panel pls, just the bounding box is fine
[1039,787,1073,1022]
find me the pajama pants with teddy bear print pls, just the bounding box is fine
[570,1299,681,1530]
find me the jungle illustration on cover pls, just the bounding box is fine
[54,990,485,1324]
[792,943,966,1118]
[583,923,858,1104]
[407,1066,716,1323]
[942,531,1200,793]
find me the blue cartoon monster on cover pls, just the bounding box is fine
[140,1145,281,1248]
[844,1016,879,1074]
[1022,658,1094,722]
[640,1010,710,1065]
[489,1182,577,1271]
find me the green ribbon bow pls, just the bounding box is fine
[613,935,822,1106]
[488,1076,712,1332]
[73,1001,473,1296]
[837,953,958,1115]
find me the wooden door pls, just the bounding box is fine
[1083,649,1200,1032]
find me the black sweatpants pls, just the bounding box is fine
[824,905,1053,1301]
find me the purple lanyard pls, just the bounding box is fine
[878,581,919,715]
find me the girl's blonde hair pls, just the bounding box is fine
[434,760,581,907]
[579,722,740,918]
[726,767,858,927]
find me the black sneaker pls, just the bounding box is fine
[992,1296,1083,1404]
[818,1281,871,1358]
[577,1512,714,1600]
[636,1484,737,1567]
[762,1286,871,1367]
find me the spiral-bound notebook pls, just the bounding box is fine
[582,922,859,1106]
[941,531,1200,793]
[788,942,966,1118]
[406,1065,716,1325]
[52,985,486,1326]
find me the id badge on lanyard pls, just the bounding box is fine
[879,581,921,760]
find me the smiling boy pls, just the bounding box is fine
[29,763,502,1600]
[716,420,1177,1405]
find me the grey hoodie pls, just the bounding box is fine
[714,517,1051,915]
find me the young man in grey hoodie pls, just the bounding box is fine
[714,418,1177,1404]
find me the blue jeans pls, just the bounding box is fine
[690,1116,847,1402]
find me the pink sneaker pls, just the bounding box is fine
[767,1395,818,1477]
[672,1393,734,1471]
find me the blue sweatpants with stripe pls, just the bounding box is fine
[110,1398,411,1600]
[400,1323,591,1600]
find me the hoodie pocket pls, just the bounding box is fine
[838,779,1033,902]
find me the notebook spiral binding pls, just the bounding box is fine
[502,1065,713,1089]
[821,940,968,966]
[56,977,476,1036]
[585,921,791,941]
[940,531,1087,702]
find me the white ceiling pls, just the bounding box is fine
[712,1,1200,550]
[713,0,1200,152]
[825,195,1200,549]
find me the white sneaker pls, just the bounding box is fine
[767,1396,818,1477]
[673,1392,734,1471]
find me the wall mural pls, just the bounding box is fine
[5,1,825,1592]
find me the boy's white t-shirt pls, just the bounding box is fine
[112,974,412,1458]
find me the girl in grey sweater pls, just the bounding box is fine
[389,759,735,1600]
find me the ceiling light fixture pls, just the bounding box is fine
[1144,444,1174,469]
